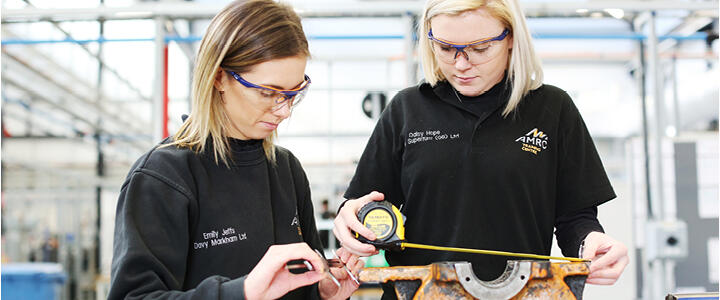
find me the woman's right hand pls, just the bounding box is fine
[333,191,386,256]
[244,243,325,300]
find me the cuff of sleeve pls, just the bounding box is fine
[577,229,604,258]
[336,198,351,215]
[571,223,605,257]
[220,276,247,300]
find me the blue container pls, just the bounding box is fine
[2,263,66,300]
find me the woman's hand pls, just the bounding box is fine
[333,191,385,256]
[244,243,325,300]
[581,232,629,285]
[318,247,364,300]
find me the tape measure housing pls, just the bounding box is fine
[356,201,405,250]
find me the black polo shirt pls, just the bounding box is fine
[344,79,615,284]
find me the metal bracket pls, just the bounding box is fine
[455,261,531,299]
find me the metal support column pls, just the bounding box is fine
[647,11,665,220]
[671,55,680,135]
[632,17,651,299]
[402,12,417,86]
[646,10,681,299]
[154,16,167,142]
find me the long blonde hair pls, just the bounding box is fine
[169,0,309,165]
[418,0,543,117]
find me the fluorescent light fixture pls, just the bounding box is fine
[590,12,604,18]
[576,8,589,14]
[604,8,625,19]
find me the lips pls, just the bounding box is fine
[260,121,278,130]
[454,75,476,84]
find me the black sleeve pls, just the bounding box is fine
[555,93,616,217]
[344,97,405,208]
[554,206,604,258]
[108,170,246,300]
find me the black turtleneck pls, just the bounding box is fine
[451,76,510,119]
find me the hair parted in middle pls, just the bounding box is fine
[418,0,543,117]
[169,0,309,166]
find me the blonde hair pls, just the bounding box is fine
[418,0,543,117]
[168,0,309,165]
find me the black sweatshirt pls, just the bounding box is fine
[109,138,323,300]
[344,79,614,289]
[455,78,605,257]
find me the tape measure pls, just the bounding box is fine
[356,200,406,250]
[356,201,588,262]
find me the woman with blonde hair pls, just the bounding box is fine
[334,0,628,298]
[109,1,361,299]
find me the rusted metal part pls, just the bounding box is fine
[359,263,475,299]
[358,261,590,300]
[512,261,590,300]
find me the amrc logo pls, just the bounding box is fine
[514,128,548,155]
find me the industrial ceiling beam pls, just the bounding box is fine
[2,55,151,151]
[2,49,151,137]
[2,1,717,23]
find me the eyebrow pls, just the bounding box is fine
[260,78,306,91]
[431,29,506,46]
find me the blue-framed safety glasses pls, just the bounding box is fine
[428,28,510,64]
[227,71,311,111]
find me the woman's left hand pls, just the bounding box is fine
[318,247,363,300]
[581,231,629,285]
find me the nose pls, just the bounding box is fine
[272,101,292,119]
[454,52,472,70]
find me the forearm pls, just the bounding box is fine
[554,206,604,257]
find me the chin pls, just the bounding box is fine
[254,130,276,140]
[456,87,483,97]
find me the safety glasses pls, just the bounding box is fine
[227,71,311,112]
[428,28,510,65]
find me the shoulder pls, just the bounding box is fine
[380,83,434,121]
[122,140,200,194]
[273,145,304,173]
[522,84,577,116]
[272,146,311,190]
[133,141,198,174]
[389,82,434,105]
[526,84,572,103]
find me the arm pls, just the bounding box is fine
[553,92,628,285]
[554,206,627,285]
[109,170,245,300]
[110,170,326,300]
[554,206,604,258]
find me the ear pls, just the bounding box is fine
[213,68,225,91]
[507,34,513,50]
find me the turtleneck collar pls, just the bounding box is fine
[454,74,510,103]
[431,73,511,119]
[221,137,266,166]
